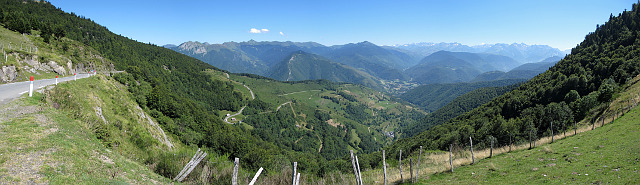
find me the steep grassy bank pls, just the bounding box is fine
[0,78,170,183]
[0,75,267,184]
[417,100,640,184]
[355,74,640,184]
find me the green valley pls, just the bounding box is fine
[1,0,639,184]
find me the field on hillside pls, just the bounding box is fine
[205,71,427,149]
[416,105,640,184]
[354,74,640,184]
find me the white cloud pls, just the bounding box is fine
[249,28,271,34]
[279,32,285,36]
[249,28,262,33]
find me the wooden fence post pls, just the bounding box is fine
[350,150,359,185]
[416,146,422,180]
[232,158,239,185]
[563,121,566,137]
[533,137,536,148]
[410,158,414,183]
[356,156,362,185]
[449,144,453,172]
[399,150,403,183]
[383,150,387,185]
[174,148,208,182]
[509,134,512,152]
[292,162,297,185]
[248,167,263,185]
[551,121,554,143]
[469,137,475,164]
[490,137,494,158]
[529,130,532,149]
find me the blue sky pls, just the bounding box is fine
[49,0,636,50]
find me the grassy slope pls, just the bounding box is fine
[412,79,640,184]
[0,80,170,184]
[0,25,109,82]
[417,106,639,184]
[217,71,425,147]
[354,75,640,184]
[0,72,290,184]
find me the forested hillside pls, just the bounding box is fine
[170,40,416,91]
[387,2,640,161]
[0,0,259,149]
[471,56,562,82]
[400,79,526,112]
[0,0,429,178]
[0,0,364,176]
[405,51,522,84]
[205,70,425,171]
[168,40,330,75]
[266,51,383,90]
[401,82,523,138]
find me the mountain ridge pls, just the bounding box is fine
[394,42,566,63]
[405,51,522,84]
[265,51,384,90]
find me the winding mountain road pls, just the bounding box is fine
[243,84,255,100]
[224,106,246,124]
[0,73,91,105]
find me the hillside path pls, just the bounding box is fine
[224,106,246,124]
[276,101,292,111]
[277,90,321,96]
[0,73,91,105]
[243,84,255,100]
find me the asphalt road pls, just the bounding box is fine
[0,73,91,105]
[224,106,246,124]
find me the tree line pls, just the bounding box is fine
[384,2,640,165]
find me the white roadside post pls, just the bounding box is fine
[74,73,77,81]
[55,75,58,85]
[28,76,34,97]
[248,167,263,185]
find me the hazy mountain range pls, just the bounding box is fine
[266,51,384,90]
[166,41,565,89]
[391,42,568,63]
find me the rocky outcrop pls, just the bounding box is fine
[0,65,17,83]
[47,61,67,75]
[12,53,73,76]
[177,41,208,55]
[67,61,74,75]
